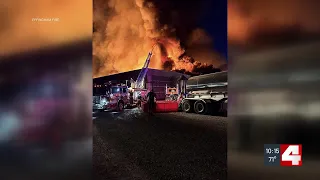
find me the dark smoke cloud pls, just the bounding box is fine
[162,59,174,71]
[193,64,221,75]
[174,64,221,76]
[147,0,226,68]
[149,0,210,45]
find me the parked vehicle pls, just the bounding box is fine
[93,85,130,111]
[180,71,227,115]
[165,87,178,101]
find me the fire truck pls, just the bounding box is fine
[165,86,179,101]
[180,71,227,115]
[93,47,156,112]
[93,85,130,112]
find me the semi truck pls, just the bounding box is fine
[180,71,227,115]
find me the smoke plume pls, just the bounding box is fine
[228,0,320,46]
[93,0,226,77]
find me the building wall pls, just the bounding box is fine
[93,69,188,100]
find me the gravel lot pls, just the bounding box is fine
[93,108,227,180]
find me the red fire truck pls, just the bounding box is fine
[93,85,130,112]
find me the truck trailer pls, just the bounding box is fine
[180,71,227,115]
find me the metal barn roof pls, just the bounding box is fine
[93,68,189,84]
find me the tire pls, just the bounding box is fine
[194,100,207,114]
[118,101,124,112]
[182,100,193,113]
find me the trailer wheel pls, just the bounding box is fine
[182,100,192,113]
[194,100,207,114]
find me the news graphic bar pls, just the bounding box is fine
[264,144,302,166]
[264,144,280,166]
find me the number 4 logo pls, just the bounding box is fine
[280,144,302,166]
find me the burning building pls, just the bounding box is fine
[93,0,227,78]
[93,68,189,100]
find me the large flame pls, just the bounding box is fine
[93,0,226,77]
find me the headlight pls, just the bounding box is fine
[101,98,108,105]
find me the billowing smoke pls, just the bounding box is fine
[93,0,226,77]
[162,59,174,71]
[228,0,320,46]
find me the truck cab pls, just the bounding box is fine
[165,87,178,101]
[93,85,129,111]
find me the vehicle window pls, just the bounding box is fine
[111,87,120,93]
[122,88,127,93]
[93,86,107,96]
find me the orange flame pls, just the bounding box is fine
[93,0,226,77]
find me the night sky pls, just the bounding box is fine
[154,0,228,61]
[199,0,227,60]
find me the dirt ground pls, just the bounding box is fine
[93,109,227,180]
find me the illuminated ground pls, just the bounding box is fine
[93,108,227,180]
